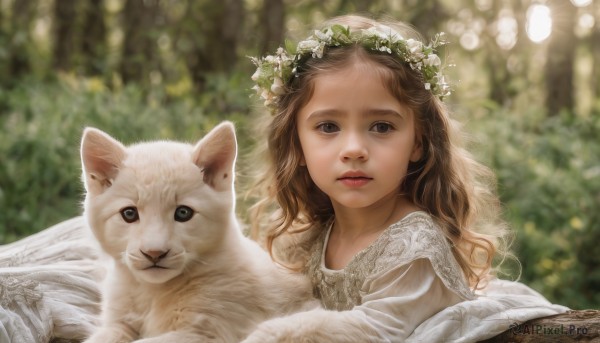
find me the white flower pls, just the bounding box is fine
[251,69,261,81]
[379,46,392,54]
[389,31,403,44]
[424,83,431,90]
[297,39,320,53]
[423,54,441,67]
[270,77,285,95]
[315,28,333,42]
[313,42,326,58]
[377,24,392,33]
[406,39,423,54]
[276,59,289,76]
[363,27,389,42]
[260,89,271,101]
[411,61,423,70]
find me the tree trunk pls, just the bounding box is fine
[485,48,512,106]
[473,0,523,107]
[179,0,245,92]
[591,2,600,100]
[0,3,6,82]
[404,0,449,38]
[8,0,36,81]
[544,0,576,116]
[479,310,600,342]
[337,0,376,13]
[259,0,284,56]
[120,0,162,85]
[81,0,107,76]
[354,0,375,12]
[52,0,80,72]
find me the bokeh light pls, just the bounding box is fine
[460,30,480,50]
[526,4,552,43]
[495,11,518,50]
[570,0,592,7]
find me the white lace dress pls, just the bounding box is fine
[304,211,568,342]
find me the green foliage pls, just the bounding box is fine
[0,74,252,244]
[467,104,600,309]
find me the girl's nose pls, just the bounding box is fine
[340,133,368,161]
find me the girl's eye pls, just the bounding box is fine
[120,207,139,223]
[316,122,340,133]
[174,205,194,222]
[371,122,394,133]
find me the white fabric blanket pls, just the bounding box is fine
[407,279,569,342]
[0,217,568,343]
[0,217,102,342]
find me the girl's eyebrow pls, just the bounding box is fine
[306,108,405,120]
[364,109,405,118]
[305,109,342,120]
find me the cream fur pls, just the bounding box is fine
[81,122,315,343]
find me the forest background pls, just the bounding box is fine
[0,0,598,310]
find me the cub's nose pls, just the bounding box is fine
[140,249,170,263]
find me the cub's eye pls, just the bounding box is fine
[174,205,194,222]
[120,207,139,223]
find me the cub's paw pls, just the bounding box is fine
[242,317,315,343]
[83,328,133,343]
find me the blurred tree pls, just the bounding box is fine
[337,0,377,13]
[6,0,36,83]
[81,0,107,76]
[52,0,81,72]
[259,0,284,55]
[120,0,163,84]
[545,0,576,116]
[479,0,514,106]
[404,0,449,37]
[177,0,245,91]
[0,3,5,81]
[469,0,528,107]
[592,1,600,100]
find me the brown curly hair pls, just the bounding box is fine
[247,15,511,290]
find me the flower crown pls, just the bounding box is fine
[250,24,451,112]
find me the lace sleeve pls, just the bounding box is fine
[369,212,475,301]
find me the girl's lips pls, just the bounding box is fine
[339,171,371,179]
[338,177,371,187]
[338,172,373,187]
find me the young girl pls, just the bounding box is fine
[243,14,566,342]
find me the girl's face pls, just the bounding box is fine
[296,59,422,211]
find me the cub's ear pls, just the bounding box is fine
[192,121,237,191]
[81,128,126,195]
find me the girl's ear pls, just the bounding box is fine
[299,155,306,166]
[410,137,423,162]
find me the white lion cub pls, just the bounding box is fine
[81,122,314,343]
